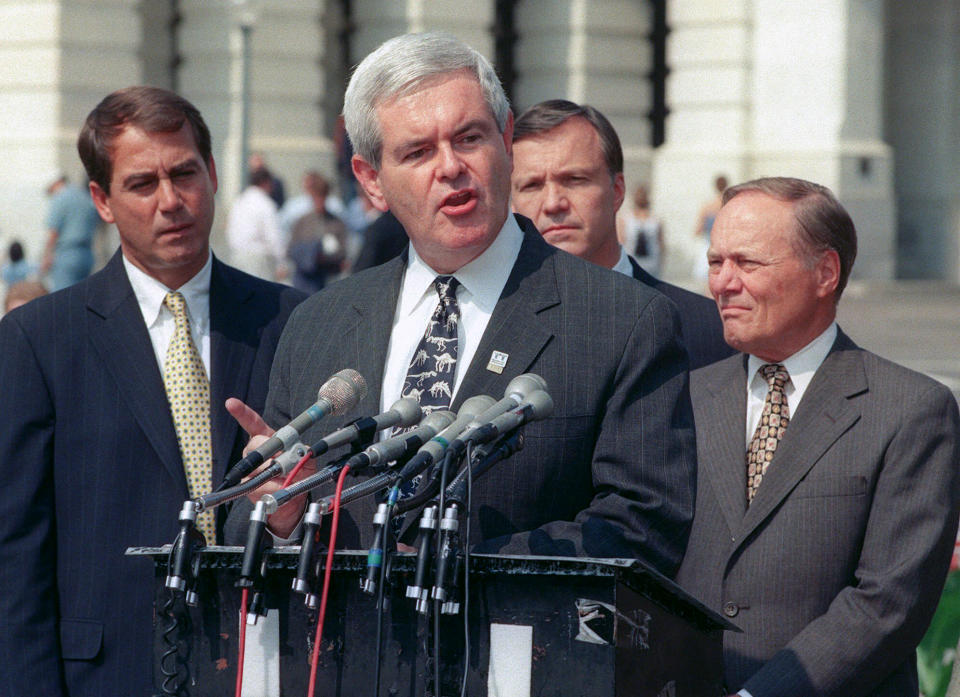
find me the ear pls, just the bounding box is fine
[815,249,841,299]
[501,110,515,161]
[612,172,626,213]
[206,155,218,194]
[89,181,115,225]
[351,154,389,213]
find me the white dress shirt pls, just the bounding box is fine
[123,252,213,376]
[611,246,634,277]
[745,322,838,445]
[379,215,524,415]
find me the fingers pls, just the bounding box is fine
[226,397,274,439]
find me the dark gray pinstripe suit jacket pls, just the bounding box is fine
[0,251,305,697]
[257,216,697,574]
[676,331,960,696]
[628,256,734,369]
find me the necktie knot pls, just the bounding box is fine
[434,275,460,308]
[760,363,789,388]
[164,291,189,328]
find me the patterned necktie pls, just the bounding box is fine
[401,276,460,414]
[163,291,215,542]
[746,363,790,504]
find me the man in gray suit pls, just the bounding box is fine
[676,176,960,696]
[238,32,696,573]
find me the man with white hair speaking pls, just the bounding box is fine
[233,32,697,574]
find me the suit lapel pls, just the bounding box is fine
[697,355,751,535]
[349,257,406,414]
[453,221,559,408]
[737,331,866,542]
[209,258,256,484]
[86,253,186,495]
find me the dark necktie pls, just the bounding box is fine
[401,275,460,414]
[746,363,790,504]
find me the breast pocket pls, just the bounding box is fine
[793,474,869,499]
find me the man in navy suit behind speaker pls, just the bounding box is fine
[0,87,304,696]
[510,99,732,370]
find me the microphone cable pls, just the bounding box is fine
[281,448,314,489]
[307,463,351,696]
[235,588,248,697]
[458,441,477,697]
[372,485,399,697]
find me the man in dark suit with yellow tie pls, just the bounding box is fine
[0,87,304,697]
[676,176,960,696]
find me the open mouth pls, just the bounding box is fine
[441,190,477,214]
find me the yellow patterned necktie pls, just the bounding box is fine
[162,291,215,542]
[746,363,790,505]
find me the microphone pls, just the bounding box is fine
[462,389,553,447]
[396,395,497,484]
[261,410,455,514]
[343,410,456,472]
[310,397,421,458]
[447,373,545,455]
[219,369,367,490]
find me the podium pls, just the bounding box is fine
[127,546,734,696]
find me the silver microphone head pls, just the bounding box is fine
[317,369,367,415]
[458,394,497,419]
[389,397,423,428]
[504,373,547,400]
[421,409,456,433]
[524,390,554,420]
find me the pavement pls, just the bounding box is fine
[838,281,960,400]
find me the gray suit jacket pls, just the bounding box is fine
[259,216,697,574]
[676,330,960,696]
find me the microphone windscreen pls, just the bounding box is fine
[320,369,367,414]
[391,397,423,427]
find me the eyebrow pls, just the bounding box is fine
[392,118,494,157]
[119,156,202,189]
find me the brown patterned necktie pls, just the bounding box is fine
[162,291,215,542]
[746,363,790,504]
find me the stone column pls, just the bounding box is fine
[0,0,140,260]
[514,0,655,189]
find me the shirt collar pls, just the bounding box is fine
[400,215,524,316]
[612,247,633,277]
[123,252,213,328]
[748,321,837,393]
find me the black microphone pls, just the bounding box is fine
[310,397,421,458]
[406,504,439,614]
[341,410,456,473]
[461,389,554,447]
[219,369,367,490]
[261,410,455,514]
[443,373,546,460]
[396,395,496,484]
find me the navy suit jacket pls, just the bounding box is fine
[628,256,733,369]
[0,251,305,697]
[250,216,697,573]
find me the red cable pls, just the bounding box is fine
[307,464,351,697]
[281,450,314,489]
[235,586,248,697]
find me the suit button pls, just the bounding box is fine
[723,602,739,617]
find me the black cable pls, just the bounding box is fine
[373,488,398,697]
[460,442,474,697]
[158,587,189,696]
